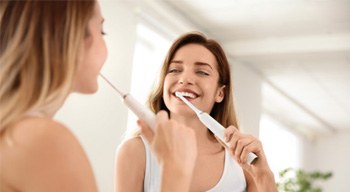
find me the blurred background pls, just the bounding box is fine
[56,0,350,191]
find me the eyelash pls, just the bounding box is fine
[197,71,209,76]
[167,68,210,76]
[101,31,106,36]
[168,68,180,73]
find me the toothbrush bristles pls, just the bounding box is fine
[175,91,201,114]
[175,92,182,97]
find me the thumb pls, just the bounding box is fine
[138,119,154,143]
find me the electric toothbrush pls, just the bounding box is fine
[99,74,156,130]
[175,92,258,164]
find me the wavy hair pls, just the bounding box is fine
[147,32,240,129]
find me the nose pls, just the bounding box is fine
[178,71,194,85]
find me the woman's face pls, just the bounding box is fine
[163,43,225,117]
[74,1,107,93]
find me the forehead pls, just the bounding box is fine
[172,43,218,67]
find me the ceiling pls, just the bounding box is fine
[134,0,350,139]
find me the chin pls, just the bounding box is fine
[86,85,99,94]
[76,84,99,94]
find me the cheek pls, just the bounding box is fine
[163,79,169,98]
[99,39,108,67]
[73,54,101,93]
[73,65,97,93]
[202,84,218,99]
[163,76,173,103]
[88,40,107,72]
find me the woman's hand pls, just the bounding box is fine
[221,126,268,173]
[138,110,197,192]
[220,125,277,192]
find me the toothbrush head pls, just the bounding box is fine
[175,91,182,98]
[175,91,202,114]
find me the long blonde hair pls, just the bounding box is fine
[0,0,95,133]
[148,32,240,129]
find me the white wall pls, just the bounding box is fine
[55,1,138,191]
[232,61,350,191]
[232,62,262,137]
[302,132,350,192]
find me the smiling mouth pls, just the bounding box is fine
[174,91,198,99]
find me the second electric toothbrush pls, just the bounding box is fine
[175,92,258,164]
[99,74,156,130]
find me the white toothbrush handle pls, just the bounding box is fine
[123,94,156,130]
[198,113,258,164]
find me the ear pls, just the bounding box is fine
[215,85,225,103]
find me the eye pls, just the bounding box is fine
[196,70,210,76]
[168,68,181,74]
[101,31,106,36]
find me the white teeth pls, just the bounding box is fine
[176,91,197,99]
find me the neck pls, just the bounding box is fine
[31,96,67,118]
[27,106,59,118]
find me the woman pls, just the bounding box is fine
[116,32,277,191]
[0,1,196,191]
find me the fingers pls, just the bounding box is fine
[224,126,259,164]
[143,110,197,173]
[139,110,169,145]
[224,125,237,142]
[225,126,239,153]
[234,137,254,163]
[239,140,260,164]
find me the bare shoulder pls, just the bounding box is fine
[10,116,77,145]
[7,116,82,154]
[117,136,145,158]
[115,136,146,192]
[115,136,146,170]
[0,116,97,192]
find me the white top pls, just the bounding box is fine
[141,136,247,192]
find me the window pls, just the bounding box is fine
[124,23,171,138]
[259,113,301,181]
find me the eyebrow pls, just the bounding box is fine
[170,60,213,70]
[195,61,213,70]
[101,18,105,23]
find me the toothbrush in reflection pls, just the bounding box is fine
[99,73,156,130]
[175,92,258,164]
